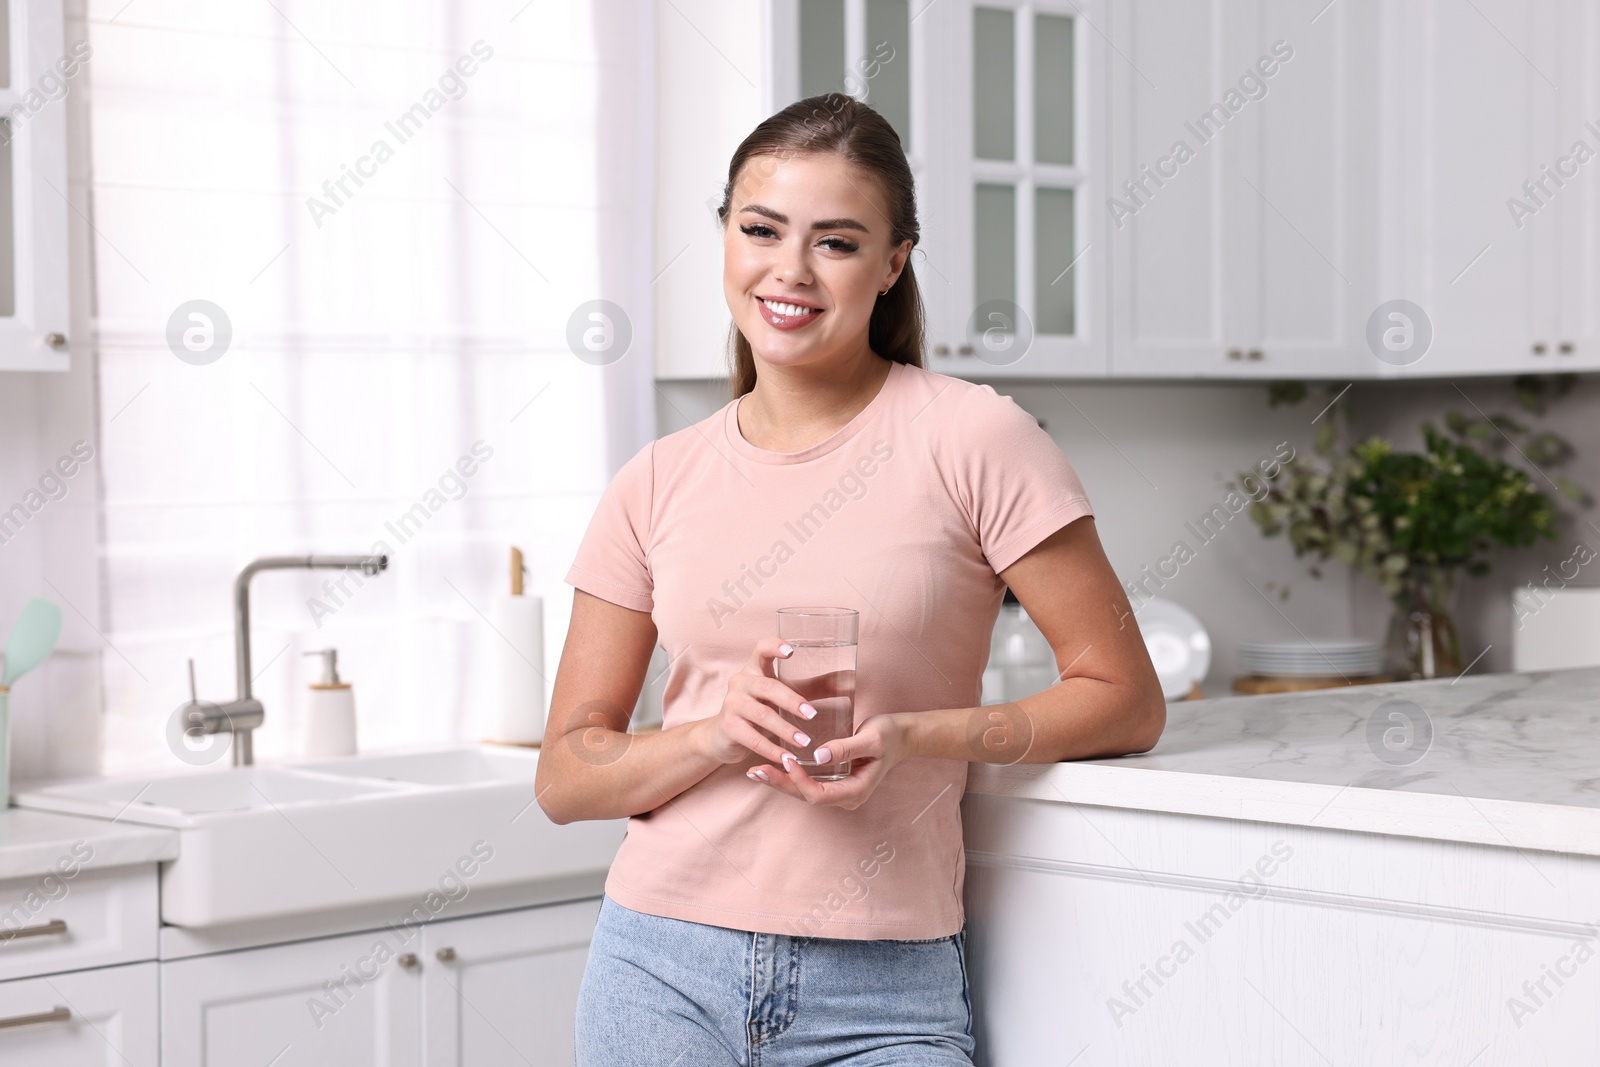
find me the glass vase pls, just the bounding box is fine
[1384,564,1465,680]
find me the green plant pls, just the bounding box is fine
[1243,377,1586,599]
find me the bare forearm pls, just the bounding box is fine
[899,677,1165,765]
[537,717,725,824]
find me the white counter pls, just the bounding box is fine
[961,668,1600,1064]
[0,807,178,881]
[968,667,1600,856]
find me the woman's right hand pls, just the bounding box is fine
[696,638,818,768]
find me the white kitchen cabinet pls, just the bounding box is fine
[734,0,1600,383]
[0,0,73,371]
[161,925,422,1067]
[0,961,158,1066]
[420,898,601,1066]
[773,0,1111,379]
[0,863,159,982]
[964,792,1600,1065]
[1108,0,1381,379]
[771,0,966,372]
[937,0,1111,379]
[161,897,601,1067]
[1547,0,1600,372]
[1388,0,1574,377]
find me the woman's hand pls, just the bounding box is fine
[745,712,911,810]
[694,637,819,769]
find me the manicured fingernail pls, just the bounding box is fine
[815,747,831,762]
[747,768,770,782]
[779,643,793,657]
[793,730,810,746]
[800,702,817,719]
[781,752,797,771]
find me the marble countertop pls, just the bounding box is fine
[0,807,179,882]
[966,667,1600,857]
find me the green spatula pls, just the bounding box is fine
[3,596,62,687]
[1,597,61,807]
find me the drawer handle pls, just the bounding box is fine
[0,1005,71,1030]
[0,919,68,943]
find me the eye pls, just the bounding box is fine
[819,236,859,253]
[739,223,777,239]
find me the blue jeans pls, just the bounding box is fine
[575,894,977,1065]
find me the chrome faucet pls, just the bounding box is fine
[186,554,388,766]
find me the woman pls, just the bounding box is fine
[540,93,1166,1065]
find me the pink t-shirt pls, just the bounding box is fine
[564,359,1093,939]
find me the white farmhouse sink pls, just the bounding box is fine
[297,746,538,786]
[14,746,625,929]
[10,765,413,826]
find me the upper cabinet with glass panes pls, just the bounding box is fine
[770,0,1111,379]
[0,0,72,371]
[759,0,1600,382]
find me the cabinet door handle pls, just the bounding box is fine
[0,919,68,943]
[0,1006,71,1030]
[397,952,419,969]
[1246,348,1263,361]
[436,947,457,963]
[932,343,951,357]
[1533,342,1548,355]
[957,344,974,357]
[1226,348,1243,360]
[1559,341,1574,354]
[44,333,67,351]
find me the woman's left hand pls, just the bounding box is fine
[746,713,911,809]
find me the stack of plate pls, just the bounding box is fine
[1239,638,1382,678]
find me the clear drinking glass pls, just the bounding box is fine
[775,607,858,780]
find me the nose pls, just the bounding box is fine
[772,235,813,287]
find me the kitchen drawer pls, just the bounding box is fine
[0,865,159,982]
[0,961,158,1066]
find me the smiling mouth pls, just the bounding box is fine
[757,296,824,318]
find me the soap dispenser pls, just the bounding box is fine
[301,649,357,758]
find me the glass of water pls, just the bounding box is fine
[775,607,858,780]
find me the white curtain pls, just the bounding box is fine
[86,0,654,772]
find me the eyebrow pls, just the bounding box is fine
[738,204,870,233]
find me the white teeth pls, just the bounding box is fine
[762,298,818,318]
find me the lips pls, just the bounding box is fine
[756,295,824,331]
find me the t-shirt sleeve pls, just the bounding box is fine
[948,384,1095,575]
[565,442,655,613]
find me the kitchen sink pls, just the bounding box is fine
[297,745,539,786]
[13,745,624,928]
[11,765,413,828]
